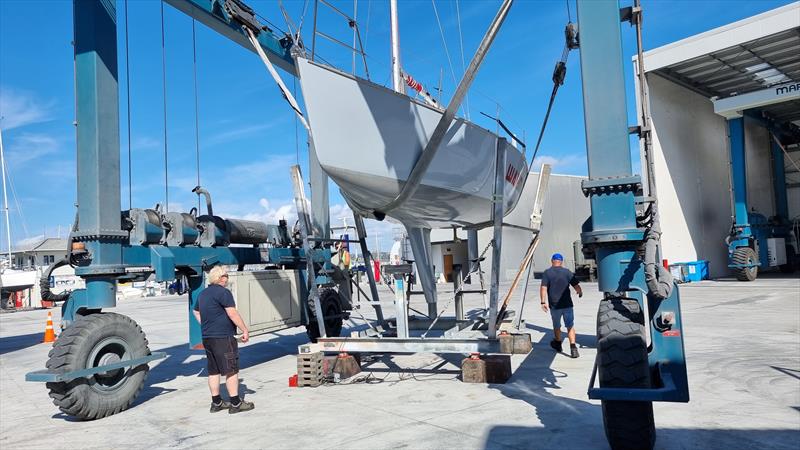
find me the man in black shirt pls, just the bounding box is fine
[540,253,583,358]
[192,266,254,413]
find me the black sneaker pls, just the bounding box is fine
[210,401,231,413]
[549,339,563,353]
[229,400,255,414]
[570,345,579,359]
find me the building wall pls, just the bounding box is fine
[432,173,590,282]
[744,118,775,217]
[643,74,786,278]
[644,74,732,277]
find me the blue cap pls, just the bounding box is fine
[551,253,564,261]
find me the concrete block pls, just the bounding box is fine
[322,354,362,379]
[512,333,533,354]
[461,354,512,384]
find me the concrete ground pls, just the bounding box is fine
[1,276,798,449]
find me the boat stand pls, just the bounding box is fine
[295,143,553,382]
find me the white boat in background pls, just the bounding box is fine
[296,57,529,229]
[1,264,37,293]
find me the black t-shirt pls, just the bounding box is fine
[541,266,579,310]
[193,284,237,338]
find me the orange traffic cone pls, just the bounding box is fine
[42,311,57,343]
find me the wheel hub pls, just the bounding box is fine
[87,337,131,391]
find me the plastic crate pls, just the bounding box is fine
[681,260,709,282]
[669,264,686,283]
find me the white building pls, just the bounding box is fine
[431,172,591,282]
[12,238,69,269]
[636,2,799,278]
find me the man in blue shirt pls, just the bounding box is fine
[540,253,583,358]
[193,265,254,414]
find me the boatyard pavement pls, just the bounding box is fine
[1,277,798,449]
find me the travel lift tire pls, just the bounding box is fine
[45,312,150,420]
[732,246,758,281]
[305,288,344,343]
[597,298,656,450]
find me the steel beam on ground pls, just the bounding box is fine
[311,337,503,354]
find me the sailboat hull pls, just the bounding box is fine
[297,58,528,229]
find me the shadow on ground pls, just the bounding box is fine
[133,330,310,408]
[0,332,43,355]
[486,328,604,449]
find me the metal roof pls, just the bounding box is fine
[651,28,800,99]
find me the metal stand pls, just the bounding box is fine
[299,138,518,355]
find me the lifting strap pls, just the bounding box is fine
[243,27,310,131]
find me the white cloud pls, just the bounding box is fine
[531,153,586,172]
[0,87,55,130]
[205,123,277,146]
[131,136,160,151]
[5,133,61,167]
[219,198,401,249]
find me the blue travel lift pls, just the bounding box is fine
[577,1,689,449]
[24,0,386,420]
[726,114,798,281]
[24,1,690,449]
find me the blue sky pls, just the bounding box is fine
[0,0,794,252]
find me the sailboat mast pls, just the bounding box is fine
[0,127,12,263]
[389,0,405,94]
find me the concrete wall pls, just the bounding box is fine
[745,119,775,217]
[644,73,732,277]
[432,173,590,282]
[643,74,787,278]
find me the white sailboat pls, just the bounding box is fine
[296,57,528,229]
[0,126,37,304]
[295,0,525,310]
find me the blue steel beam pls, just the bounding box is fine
[164,0,296,76]
[728,118,750,235]
[73,0,127,311]
[577,0,688,404]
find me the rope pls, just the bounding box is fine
[160,0,170,212]
[124,0,133,209]
[5,164,29,238]
[192,18,201,211]
[430,0,459,111]
[454,0,469,120]
[566,0,572,22]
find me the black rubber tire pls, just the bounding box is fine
[732,246,758,281]
[45,312,150,420]
[306,289,344,343]
[779,246,796,274]
[597,298,656,450]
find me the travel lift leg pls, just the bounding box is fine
[577,1,689,449]
[726,118,760,281]
[24,1,165,420]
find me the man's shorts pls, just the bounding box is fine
[202,336,239,376]
[550,307,575,330]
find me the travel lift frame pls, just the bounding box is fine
[24,0,538,418]
[716,93,800,281]
[24,0,690,448]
